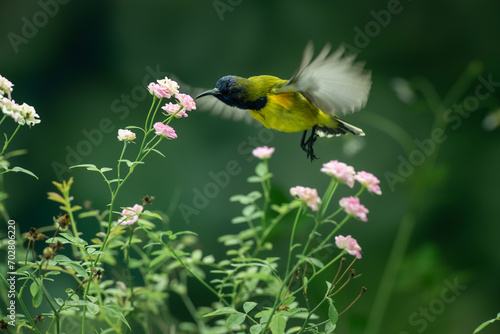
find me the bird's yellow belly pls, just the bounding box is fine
[249,93,330,133]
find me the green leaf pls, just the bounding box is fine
[226,312,246,328]
[247,175,261,183]
[102,305,131,330]
[255,161,267,176]
[250,324,263,334]
[328,298,339,325]
[473,313,500,333]
[307,256,325,269]
[53,254,72,262]
[149,252,170,269]
[86,301,100,315]
[100,167,112,173]
[269,313,286,334]
[9,166,38,179]
[54,297,64,306]
[231,216,247,224]
[145,148,166,158]
[47,237,71,244]
[243,301,258,314]
[125,125,145,132]
[66,262,89,279]
[118,159,144,168]
[242,205,256,217]
[325,320,336,332]
[30,280,43,308]
[70,164,98,170]
[203,307,239,317]
[141,210,163,221]
[280,296,295,307]
[59,232,88,247]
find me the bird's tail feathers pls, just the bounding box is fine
[316,118,365,138]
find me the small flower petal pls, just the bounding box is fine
[252,146,275,159]
[117,129,136,142]
[0,75,14,98]
[148,83,171,99]
[355,171,382,195]
[154,122,177,139]
[290,186,322,211]
[175,93,196,111]
[119,204,144,226]
[321,160,356,188]
[158,77,180,96]
[339,196,369,222]
[335,235,362,259]
[162,102,187,118]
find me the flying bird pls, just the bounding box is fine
[196,42,371,161]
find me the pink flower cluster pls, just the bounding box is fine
[154,122,177,139]
[321,160,356,187]
[148,77,180,99]
[252,146,275,159]
[321,160,382,195]
[161,94,196,119]
[335,235,362,259]
[290,186,322,211]
[119,204,144,226]
[339,196,369,222]
[355,171,382,195]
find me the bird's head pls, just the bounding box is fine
[196,76,267,110]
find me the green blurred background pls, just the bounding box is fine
[1,0,500,333]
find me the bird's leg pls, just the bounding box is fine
[300,127,319,162]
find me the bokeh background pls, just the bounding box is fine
[1,1,500,333]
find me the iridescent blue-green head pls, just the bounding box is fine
[196,75,267,110]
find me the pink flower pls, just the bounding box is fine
[335,235,362,259]
[175,93,196,111]
[339,196,369,222]
[117,129,136,142]
[119,204,144,226]
[290,186,322,211]
[321,160,356,188]
[154,122,177,139]
[162,102,187,118]
[147,82,171,99]
[158,77,180,96]
[355,171,382,195]
[252,146,275,159]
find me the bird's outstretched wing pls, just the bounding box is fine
[274,42,371,116]
[172,75,258,125]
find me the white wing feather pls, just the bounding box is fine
[276,42,372,116]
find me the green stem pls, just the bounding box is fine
[364,213,416,334]
[0,124,22,157]
[262,205,304,333]
[117,142,127,187]
[169,245,230,307]
[0,274,42,334]
[319,178,338,218]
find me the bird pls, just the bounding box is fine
[195,42,371,161]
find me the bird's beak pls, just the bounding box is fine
[195,88,221,99]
